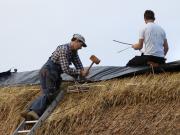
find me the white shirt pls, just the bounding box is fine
[139,22,166,57]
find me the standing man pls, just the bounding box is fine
[21,34,89,120]
[127,10,169,66]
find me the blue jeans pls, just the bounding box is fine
[30,58,62,116]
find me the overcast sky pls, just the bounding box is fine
[0,0,180,72]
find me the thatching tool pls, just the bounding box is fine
[68,55,100,92]
[117,46,132,53]
[87,55,101,72]
[113,40,133,46]
[67,55,100,93]
[113,40,144,54]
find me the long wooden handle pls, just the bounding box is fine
[87,62,94,72]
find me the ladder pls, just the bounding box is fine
[12,90,64,135]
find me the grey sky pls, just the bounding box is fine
[0,0,180,72]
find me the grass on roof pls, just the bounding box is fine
[0,72,180,135]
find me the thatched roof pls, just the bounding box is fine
[0,72,180,135]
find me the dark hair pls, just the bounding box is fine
[71,37,83,44]
[144,10,155,20]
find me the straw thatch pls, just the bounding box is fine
[0,72,180,135]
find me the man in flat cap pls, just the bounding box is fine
[21,34,89,120]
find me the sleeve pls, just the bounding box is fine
[58,49,81,76]
[139,25,145,39]
[72,52,84,70]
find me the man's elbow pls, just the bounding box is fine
[164,47,169,55]
[166,47,169,53]
[165,45,169,52]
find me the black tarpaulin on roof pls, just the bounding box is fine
[0,70,11,77]
[0,60,180,86]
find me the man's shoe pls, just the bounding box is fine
[26,111,40,120]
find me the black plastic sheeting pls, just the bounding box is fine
[0,70,11,77]
[0,60,180,86]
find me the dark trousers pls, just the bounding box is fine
[126,55,166,67]
[30,58,62,116]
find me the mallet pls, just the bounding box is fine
[87,55,101,72]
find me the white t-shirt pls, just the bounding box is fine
[139,22,166,57]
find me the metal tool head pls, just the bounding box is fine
[90,55,100,64]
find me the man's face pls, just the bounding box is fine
[74,39,83,50]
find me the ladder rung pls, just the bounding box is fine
[25,120,38,124]
[18,130,31,133]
